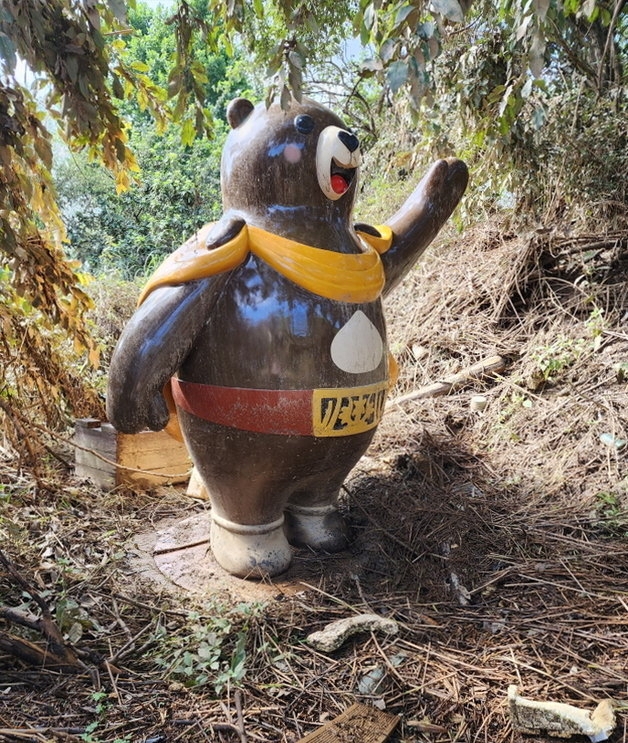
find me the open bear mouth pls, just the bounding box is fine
[330,160,357,195]
[316,125,361,200]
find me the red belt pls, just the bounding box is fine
[171,377,388,438]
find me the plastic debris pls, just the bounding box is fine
[470,394,488,412]
[358,665,385,694]
[599,433,627,450]
[508,685,616,742]
[306,613,399,652]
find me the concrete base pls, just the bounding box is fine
[130,510,359,602]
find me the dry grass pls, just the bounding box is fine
[1,223,627,742]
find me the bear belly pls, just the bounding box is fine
[179,256,389,409]
[173,258,389,574]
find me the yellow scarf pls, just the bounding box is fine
[139,222,393,305]
[141,222,395,442]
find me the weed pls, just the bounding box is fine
[594,491,628,538]
[497,391,533,427]
[532,337,587,383]
[585,306,606,339]
[615,362,628,383]
[155,602,263,694]
[79,692,132,743]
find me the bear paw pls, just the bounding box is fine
[210,513,292,578]
[285,503,349,552]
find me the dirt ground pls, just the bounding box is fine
[1,223,627,742]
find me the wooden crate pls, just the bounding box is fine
[74,418,191,490]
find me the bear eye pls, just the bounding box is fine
[294,114,315,134]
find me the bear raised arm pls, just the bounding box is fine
[107,97,468,578]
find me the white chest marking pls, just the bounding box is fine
[330,310,384,374]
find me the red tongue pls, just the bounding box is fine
[331,174,349,194]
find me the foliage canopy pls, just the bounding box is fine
[55,4,251,277]
[0,0,626,462]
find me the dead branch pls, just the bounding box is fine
[0,629,81,672]
[387,355,507,408]
[0,549,84,671]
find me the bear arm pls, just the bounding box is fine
[381,158,468,297]
[353,222,382,238]
[106,277,222,434]
[205,215,246,250]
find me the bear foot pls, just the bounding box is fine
[284,503,349,552]
[210,513,292,578]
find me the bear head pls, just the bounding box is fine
[220,97,361,224]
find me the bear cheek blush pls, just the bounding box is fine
[283,143,302,164]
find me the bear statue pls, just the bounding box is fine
[106,96,468,579]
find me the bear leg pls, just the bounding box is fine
[179,415,373,576]
[210,512,292,578]
[285,473,350,552]
[284,502,349,553]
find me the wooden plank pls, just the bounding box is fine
[75,418,102,429]
[73,420,191,489]
[74,425,116,459]
[74,420,117,489]
[186,467,209,500]
[116,443,190,471]
[117,429,187,454]
[297,703,399,743]
[117,430,190,485]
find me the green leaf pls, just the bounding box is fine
[386,59,408,93]
[430,0,464,23]
[107,0,127,24]
[363,3,376,31]
[280,84,292,110]
[416,21,435,40]
[380,39,396,63]
[33,134,53,170]
[131,60,150,72]
[528,27,546,77]
[486,84,506,103]
[394,4,414,28]
[288,50,304,70]
[582,0,597,19]
[265,83,276,108]
[111,74,124,99]
[362,57,384,72]
[359,17,371,45]
[181,117,196,146]
[0,31,17,73]
[288,64,303,102]
[265,48,283,78]
[66,55,79,83]
[427,35,440,59]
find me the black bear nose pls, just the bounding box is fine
[338,130,360,153]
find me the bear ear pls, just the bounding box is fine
[226,98,255,129]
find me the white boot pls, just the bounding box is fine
[285,503,349,552]
[210,513,292,578]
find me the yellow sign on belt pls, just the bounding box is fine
[312,381,388,437]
